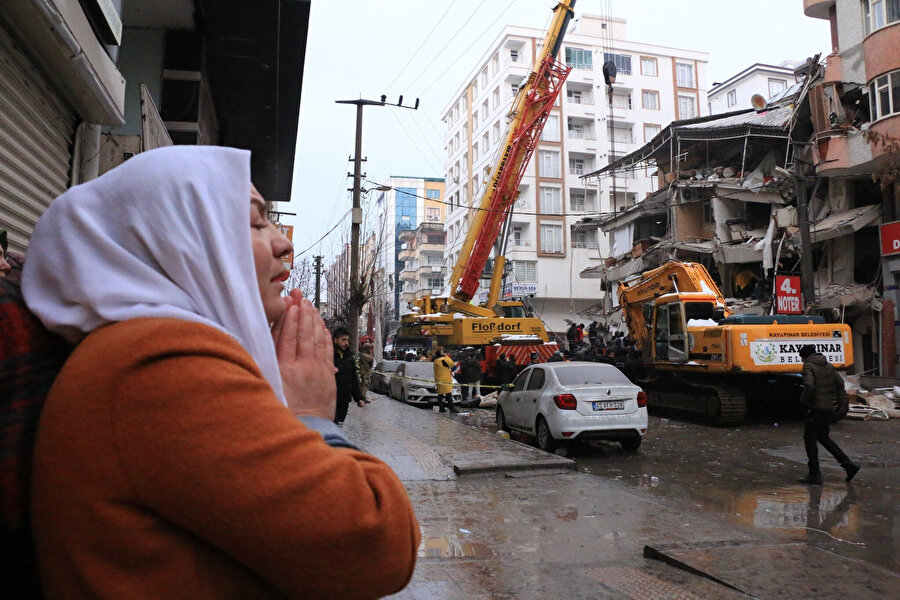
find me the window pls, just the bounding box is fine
[481,100,489,120]
[564,47,593,69]
[869,70,900,121]
[603,52,632,75]
[570,191,589,212]
[512,369,529,392]
[608,125,632,144]
[513,260,537,282]
[641,56,657,76]
[472,142,479,161]
[643,123,661,142]
[492,86,500,108]
[864,0,900,34]
[702,201,713,223]
[540,187,562,214]
[642,90,659,109]
[571,227,595,248]
[473,112,479,128]
[510,48,519,63]
[427,277,443,289]
[768,78,788,98]
[483,132,490,150]
[540,223,564,254]
[493,121,501,142]
[678,94,697,118]
[676,62,694,87]
[727,90,737,107]
[472,79,478,96]
[611,92,632,110]
[510,83,518,97]
[569,157,585,175]
[426,189,440,199]
[512,226,523,246]
[539,150,560,177]
[526,368,545,390]
[481,67,488,88]
[541,114,560,141]
[426,207,440,222]
[491,53,499,75]
[567,89,583,103]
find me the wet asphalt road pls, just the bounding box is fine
[450,404,900,573]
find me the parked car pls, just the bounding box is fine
[496,362,648,452]
[371,360,404,394]
[390,362,461,407]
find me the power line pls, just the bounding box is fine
[385,0,460,93]
[389,111,445,174]
[295,209,351,257]
[418,0,518,97]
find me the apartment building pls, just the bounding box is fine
[398,222,447,307]
[373,176,446,320]
[708,61,801,114]
[440,15,708,335]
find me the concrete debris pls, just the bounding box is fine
[846,405,890,420]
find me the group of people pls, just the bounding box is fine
[0,147,419,599]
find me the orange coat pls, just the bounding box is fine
[31,318,419,599]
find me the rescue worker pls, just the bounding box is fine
[797,344,859,485]
[432,350,456,413]
[358,340,375,403]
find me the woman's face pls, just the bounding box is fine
[250,185,293,323]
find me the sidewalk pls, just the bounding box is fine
[346,398,898,599]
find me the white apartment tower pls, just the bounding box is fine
[441,15,708,335]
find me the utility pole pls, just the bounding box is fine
[313,255,323,309]
[794,143,816,310]
[336,95,418,352]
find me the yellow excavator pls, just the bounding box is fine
[618,261,853,424]
[397,0,577,354]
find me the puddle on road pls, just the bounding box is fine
[418,534,493,559]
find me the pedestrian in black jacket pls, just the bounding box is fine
[462,354,483,400]
[494,355,516,386]
[797,345,859,485]
[332,327,363,427]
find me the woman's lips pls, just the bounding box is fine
[272,271,290,283]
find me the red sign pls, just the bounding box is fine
[775,275,802,314]
[880,220,900,256]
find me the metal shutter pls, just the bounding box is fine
[0,25,76,253]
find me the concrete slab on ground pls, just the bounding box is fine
[343,397,574,476]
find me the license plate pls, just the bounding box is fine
[593,401,624,411]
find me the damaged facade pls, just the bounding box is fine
[579,0,900,375]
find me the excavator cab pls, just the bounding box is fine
[653,300,688,363]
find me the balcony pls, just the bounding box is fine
[567,129,596,140]
[540,129,562,142]
[566,95,594,106]
[803,0,834,19]
[569,165,586,176]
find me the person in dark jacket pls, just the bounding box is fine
[587,321,598,345]
[565,323,578,351]
[797,344,859,485]
[494,355,516,385]
[332,327,363,427]
[461,354,483,400]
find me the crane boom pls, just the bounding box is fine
[450,0,576,302]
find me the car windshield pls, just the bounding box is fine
[404,363,436,381]
[553,364,632,386]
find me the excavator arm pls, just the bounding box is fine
[449,0,576,303]
[617,261,730,352]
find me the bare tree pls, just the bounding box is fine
[283,256,315,299]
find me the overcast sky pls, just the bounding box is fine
[282,0,831,264]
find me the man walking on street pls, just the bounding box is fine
[433,350,456,413]
[797,344,859,485]
[332,327,364,427]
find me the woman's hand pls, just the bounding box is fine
[272,290,336,419]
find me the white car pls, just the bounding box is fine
[371,360,404,394]
[389,362,461,407]
[496,362,648,452]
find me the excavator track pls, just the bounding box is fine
[644,377,747,425]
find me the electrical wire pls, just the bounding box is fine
[385,0,460,93]
[389,111,445,174]
[295,209,351,257]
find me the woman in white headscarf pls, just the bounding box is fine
[21,146,419,599]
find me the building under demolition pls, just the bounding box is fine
[580,57,897,375]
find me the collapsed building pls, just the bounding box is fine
[579,59,897,375]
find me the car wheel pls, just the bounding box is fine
[496,405,507,431]
[535,417,556,452]
[620,436,642,452]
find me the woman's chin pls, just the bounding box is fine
[264,296,287,324]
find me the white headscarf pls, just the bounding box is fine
[21,145,286,404]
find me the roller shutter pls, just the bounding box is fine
[0,25,76,253]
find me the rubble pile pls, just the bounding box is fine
[841,373,900,420]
